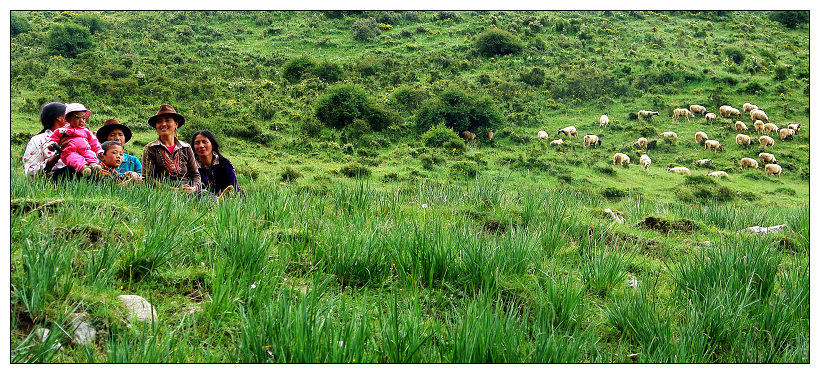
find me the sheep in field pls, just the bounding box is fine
[695,159,712,166]
[538,130,549,141]
[557,126,578,137]
[549,139,563,146]
[704,139,724,152]
[637,110,660,121]
[735,133,752,147]
[759,135,775,148]
[673,108,694,121]
[640,154,651,170]
[740,157,759,169]
[754,120,765,133]
[787,123,801,133]
[706,171,728,178]
[690,104,707,116]
[765,163,782,176]
[762,123,778,135]
[750,109,769,123]
[742,103,758,113]
[726,107,741,119]
[735,121,748,132]
[633,137,648,148]
[613,153,630,166]
[759,152,777,164]
[583,134,601,148]
[779,128,795,141]
[660,131,678,138]
[667,166,691,175]
[599,114,609,127]
[705,113,717,123]
[460,130,477,143]
[695,131,709,144]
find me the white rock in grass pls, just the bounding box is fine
[737,224,787,235]
[118,295,158,322]
[604,208,624,224]
[69,313,96,345]
[628,276,638,288]
[34,327,63,350]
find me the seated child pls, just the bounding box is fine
[45,103,103,177]
[98,141,141,184]
[96,118,143,178]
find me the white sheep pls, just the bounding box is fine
[762,123,778,135]
[742,103,758,113]
[549,138,563,146]
[637,110,659,121]
[740,157,759,169]
[690,104,707,116]
[759,135,775,148]
[787,123,801,133]
[735,121,748,132]
[673,108,693,121]
[695,159,712,166]
[599,114,609,127]
[660,131,678,138]
[749,109,769,123]
[704,139,724,152]
[633,137,648,148]
[758,152,777,164]
[726,107,741,118]
[666,166,691,175]
[640,154,651,170]
[538,130,549,141]
[779,128,795,141]
[695,131,708,144]
[705,113,717,123]
[557,126,577,137]
[613,153,631,166]
[706,171,728,177]
[735,133,752,147]
[583,134,601,148]
[753,120,765,133]
[719,105,731,117]
[765,163,782,176]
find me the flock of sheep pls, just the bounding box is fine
[536,102,803,178]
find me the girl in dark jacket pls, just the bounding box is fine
[191,129,238,197]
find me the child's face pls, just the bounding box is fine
[107,129,126,146]
[102,145,123,167]
[66,112,88,128]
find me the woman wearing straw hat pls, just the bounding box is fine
[141,104,201,193]
[96,118,142,180]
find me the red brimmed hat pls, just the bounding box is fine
[148,104,185,128]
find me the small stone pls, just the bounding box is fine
[604,208,625,224]
[628,353,639,362]
[737,224,787,235]
[34,328,50,342]
[700,241,711,246]
[628,276,638,288]
[118,295,158,322]
[69,313,97,346]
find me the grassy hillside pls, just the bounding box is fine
[9,11,809,363]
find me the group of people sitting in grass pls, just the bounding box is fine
[23,102,238,199]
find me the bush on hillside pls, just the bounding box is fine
[415,88,504,135]
[390,86,428,112]
[312,60,344,82]
[363,103,399,132]
[723,46,745,64]
[352,17,380,41]
[47,23,93,58]
[315,84,372,129]
[282,56,317,83]
[75,13,106,34]
[473,28,524,57]
[10,13,30,37]
[769,11,809,29]
[519,66,547,86]
[421,122,463,149]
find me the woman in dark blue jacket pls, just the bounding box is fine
[191,130,238,197]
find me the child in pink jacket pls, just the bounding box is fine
[45,103,104,177]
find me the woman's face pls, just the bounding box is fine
[193,134,213,159]
[107,129,126,146]
[154,115,178,137]
[66,112,87,129]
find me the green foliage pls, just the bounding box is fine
[282,56,317,83]
[768,11,809,29]
[47,23,93,58]
[339,162,372,178]
[449,160,479,179]
[723,46,745,64]
[473,28,524,57]
[774,63,790,81]
[601,186,626,199]
[74,13,105,34]
[352,17,380,41]
[391,86,428,112]
[315,84,372,129]
[281,166,302,182]
[519,66,547,87]
[10,13,31,37]
[312,60,344,82]
[421,122,462,148]
[415,88,504,135]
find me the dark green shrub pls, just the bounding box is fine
[281,166,302,182]
[390,86,428,112]
[449,160,479,179]
[435,11,459,21]
[374,11,400,25]
[75,13,105,34]
[519,66,546,86]
[415,88,504,135]
[363,103,399,132]
[601,187,627,199]
[312,60,344,82]
[315,84,372,129]
[10,13,30,37]
[421,122,462,148]
[340,162,371,178]
[723,46,745,64]
[355,56,384,76]
[595,164,616,176]
[352,17,380,41]
[768,11,809,29]
[47,23,93,58]
[282,56,317,83]
[773,63,790,81]
[473,28,524,57]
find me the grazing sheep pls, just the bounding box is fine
[787,123,801,133]
[718,105,733,117]
[706,171,729,177]
[759,135,775,148]
[758,152,777,164]
[749,109,769,123]
[735,121,748,132]
[599,114,609,127]
[583,134,601,148]
[613,153,630,166]
[460,130,477,143]
[705,113,717,123]
[735,133,752,147]
[557,126,578,137]
[673,108,694,121]
[704,139,724,152]
[726,107,741,118]
[742,103,758,113]
[740,158,759,169]
[549,139,563,146]
[764,163,782,176]
[695,131,709,144]
[762,123,778,135]
[485,130,494,141]
[633,137,648,148]
[660,131,678,138]
[779,128,795,141]
[637,110,660,121]
[695,159,712,166]
[640,154,651,170]
[538,130,549,141]
[754,120,765,133]
[666,166,691,175]
[690,104,707,116]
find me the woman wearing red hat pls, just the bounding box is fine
[141,104,201,192]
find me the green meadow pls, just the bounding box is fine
[9,10,809,363]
